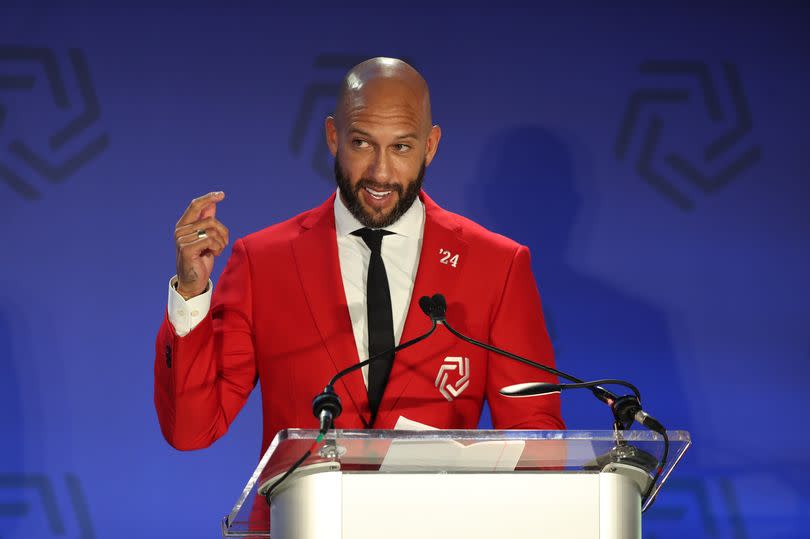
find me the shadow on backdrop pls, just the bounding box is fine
[470,125,691,433]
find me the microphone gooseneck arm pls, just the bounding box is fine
[424,293,669,512]
[422,293,616,407]
[312,318,439,433]
[287,293,668,513]
[328,320,438,387]
[426,293,666,438]
[269,311,441,505]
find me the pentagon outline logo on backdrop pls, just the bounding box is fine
[0,46,109,201]
[615,61,761,211]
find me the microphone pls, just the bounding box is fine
[501,381,665,434]
[427,292,669,511]
[311,310,440,432]
[271,319,440,504]
[426,293,663,433]
[418,295,435,319]
[312,385,342,433]
[264,303,441,502]
[423,293,614,402]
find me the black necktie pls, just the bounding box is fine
[351,228,395,425]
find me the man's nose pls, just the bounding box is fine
[367,150,392,184]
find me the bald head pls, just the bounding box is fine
[324,57,442,228]
[334,57,433,135]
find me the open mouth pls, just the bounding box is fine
[364,186,393,200]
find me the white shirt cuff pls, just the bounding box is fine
[167,276,213,337]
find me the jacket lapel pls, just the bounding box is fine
[291,194,371,424]
[376,192,468,426]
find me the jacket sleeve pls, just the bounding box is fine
[154,238,258,450]
[486,245,566,430]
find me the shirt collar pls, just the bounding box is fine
[334,188,424,239]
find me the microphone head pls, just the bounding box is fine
[431,294,447,319]
[499,382,562,397]
[611,395,642,430]
[418,295,435,318]
[312,385,342,419]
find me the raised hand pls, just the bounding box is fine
[174,191,229,299]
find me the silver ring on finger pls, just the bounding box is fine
[196,229,207,239]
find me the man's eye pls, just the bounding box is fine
[394,143,411,152]
[352,139,369,148]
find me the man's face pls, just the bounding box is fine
[326,78,440,228]
[334,152,425,229]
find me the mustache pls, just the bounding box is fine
[355,178,403,194]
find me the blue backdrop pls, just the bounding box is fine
[1,2,808,537]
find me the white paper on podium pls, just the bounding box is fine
[379,417,525,472]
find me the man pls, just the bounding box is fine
[154,58,564,456]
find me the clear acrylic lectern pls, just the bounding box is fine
[222,429,690,539]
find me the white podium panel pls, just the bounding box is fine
[224,429,691,539]
[271,471,641,539]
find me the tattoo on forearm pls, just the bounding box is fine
[185,268,198,283]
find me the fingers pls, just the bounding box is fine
[177,226,228,256]
[174,216,230,245]
[176,191,225,227]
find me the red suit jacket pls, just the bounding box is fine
[154,192,564,455]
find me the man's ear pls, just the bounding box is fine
[424,124,442,167]
[325,116,338,157]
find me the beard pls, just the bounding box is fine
[334,155,425,228]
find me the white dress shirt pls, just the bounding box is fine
[168,190,425,387]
